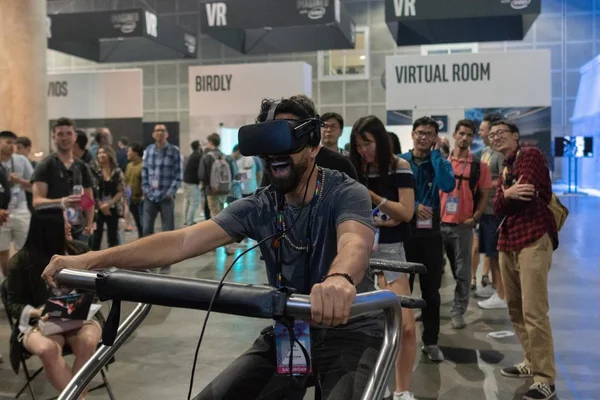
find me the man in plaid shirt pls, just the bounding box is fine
[142,124,183,272]
[490,119,558,400]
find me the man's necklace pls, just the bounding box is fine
[276,169,324,252]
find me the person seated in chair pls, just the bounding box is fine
[43,95,383,400]
[6,208,101,399]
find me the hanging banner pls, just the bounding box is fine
[47,69,143,149]
[386,50,551,110]
[188,62,312,147]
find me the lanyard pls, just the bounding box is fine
[272,168,323,291]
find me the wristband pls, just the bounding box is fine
[321,273,355,286]
[378,198,388,208]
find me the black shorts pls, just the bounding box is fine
[478,214,500,256]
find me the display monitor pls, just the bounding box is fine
[554,136,593,158]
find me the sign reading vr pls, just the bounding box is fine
[393,0,416,17]
[395,62,491,84]
[196,75,232,92]
[206,2,227,27]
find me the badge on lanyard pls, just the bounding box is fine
[417,218,433,229]
[446,196,459,215]
[8,187,20,210]
[274,319,312,376]
[416,204,433,229]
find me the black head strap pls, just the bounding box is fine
[266,101,281,121]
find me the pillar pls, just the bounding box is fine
[0,0,48,154]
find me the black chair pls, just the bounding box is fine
[0,279,115,400]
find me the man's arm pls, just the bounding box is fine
[167,149,183,197]
[43,220,234,287]
[431,149,455,193]
[310,220,374,327]
[32,182,63,208]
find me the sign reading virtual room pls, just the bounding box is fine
[386,50,551,110]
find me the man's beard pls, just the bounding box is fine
[265,155,308,194]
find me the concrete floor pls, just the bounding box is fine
[0,194,598,399]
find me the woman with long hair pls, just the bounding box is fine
[350,115,418,400]
[6,208,100,398]
[90,145,125,250]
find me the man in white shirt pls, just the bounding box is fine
[0,131,33,276]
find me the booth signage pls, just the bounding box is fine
[386,51,551,110]
[47,70,143,120]
[189,62,312,117]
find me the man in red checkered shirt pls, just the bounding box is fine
[490,119,558,400]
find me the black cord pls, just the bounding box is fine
[187,163,317,400]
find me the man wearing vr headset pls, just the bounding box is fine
[43,95,383,400]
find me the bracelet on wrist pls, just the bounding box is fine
[378,198,388,208]
[321,272,355,286]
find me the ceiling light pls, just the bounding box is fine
[360,55,366,60]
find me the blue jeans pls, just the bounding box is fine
[183,183,202,225]
[142,197,175,237]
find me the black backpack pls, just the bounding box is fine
[469,156,481,213]
[0,164,11,209]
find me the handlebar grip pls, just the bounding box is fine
[398,295,426,309]
[94,269,288,320]
[370,259,427,275]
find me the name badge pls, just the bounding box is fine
[446,197,459,215]
[8,187,20,209]
[151,178,159,189]
[416,218,432,229]
[275,319,312,376]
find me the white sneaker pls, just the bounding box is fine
[384,387,391,399]
[394,391,417,400]
[478,293,508,309]
[475,285,496,298]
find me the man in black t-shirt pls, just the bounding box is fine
[261,144,357,186]
[32,118,94,242]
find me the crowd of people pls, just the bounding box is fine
[1,94,559,400]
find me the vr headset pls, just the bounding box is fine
[238,101,322,157]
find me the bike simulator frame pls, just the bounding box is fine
[54,260,426,400]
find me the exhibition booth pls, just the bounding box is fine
[188,62,312,151]
[385,50,553,167]
[47,69,143,151]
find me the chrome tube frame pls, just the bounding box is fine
[55,269,402,400]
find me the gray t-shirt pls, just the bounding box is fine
[480,146,505,215]
[213,168,383,333]
[2,154,33,212]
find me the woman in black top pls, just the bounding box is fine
[90,146,124,250]
[350,116,417,400]
[6,209,100,396]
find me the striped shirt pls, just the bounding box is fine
[363,160,415,244]
[142,142,183,202]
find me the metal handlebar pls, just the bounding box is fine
[55,269,402,400]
